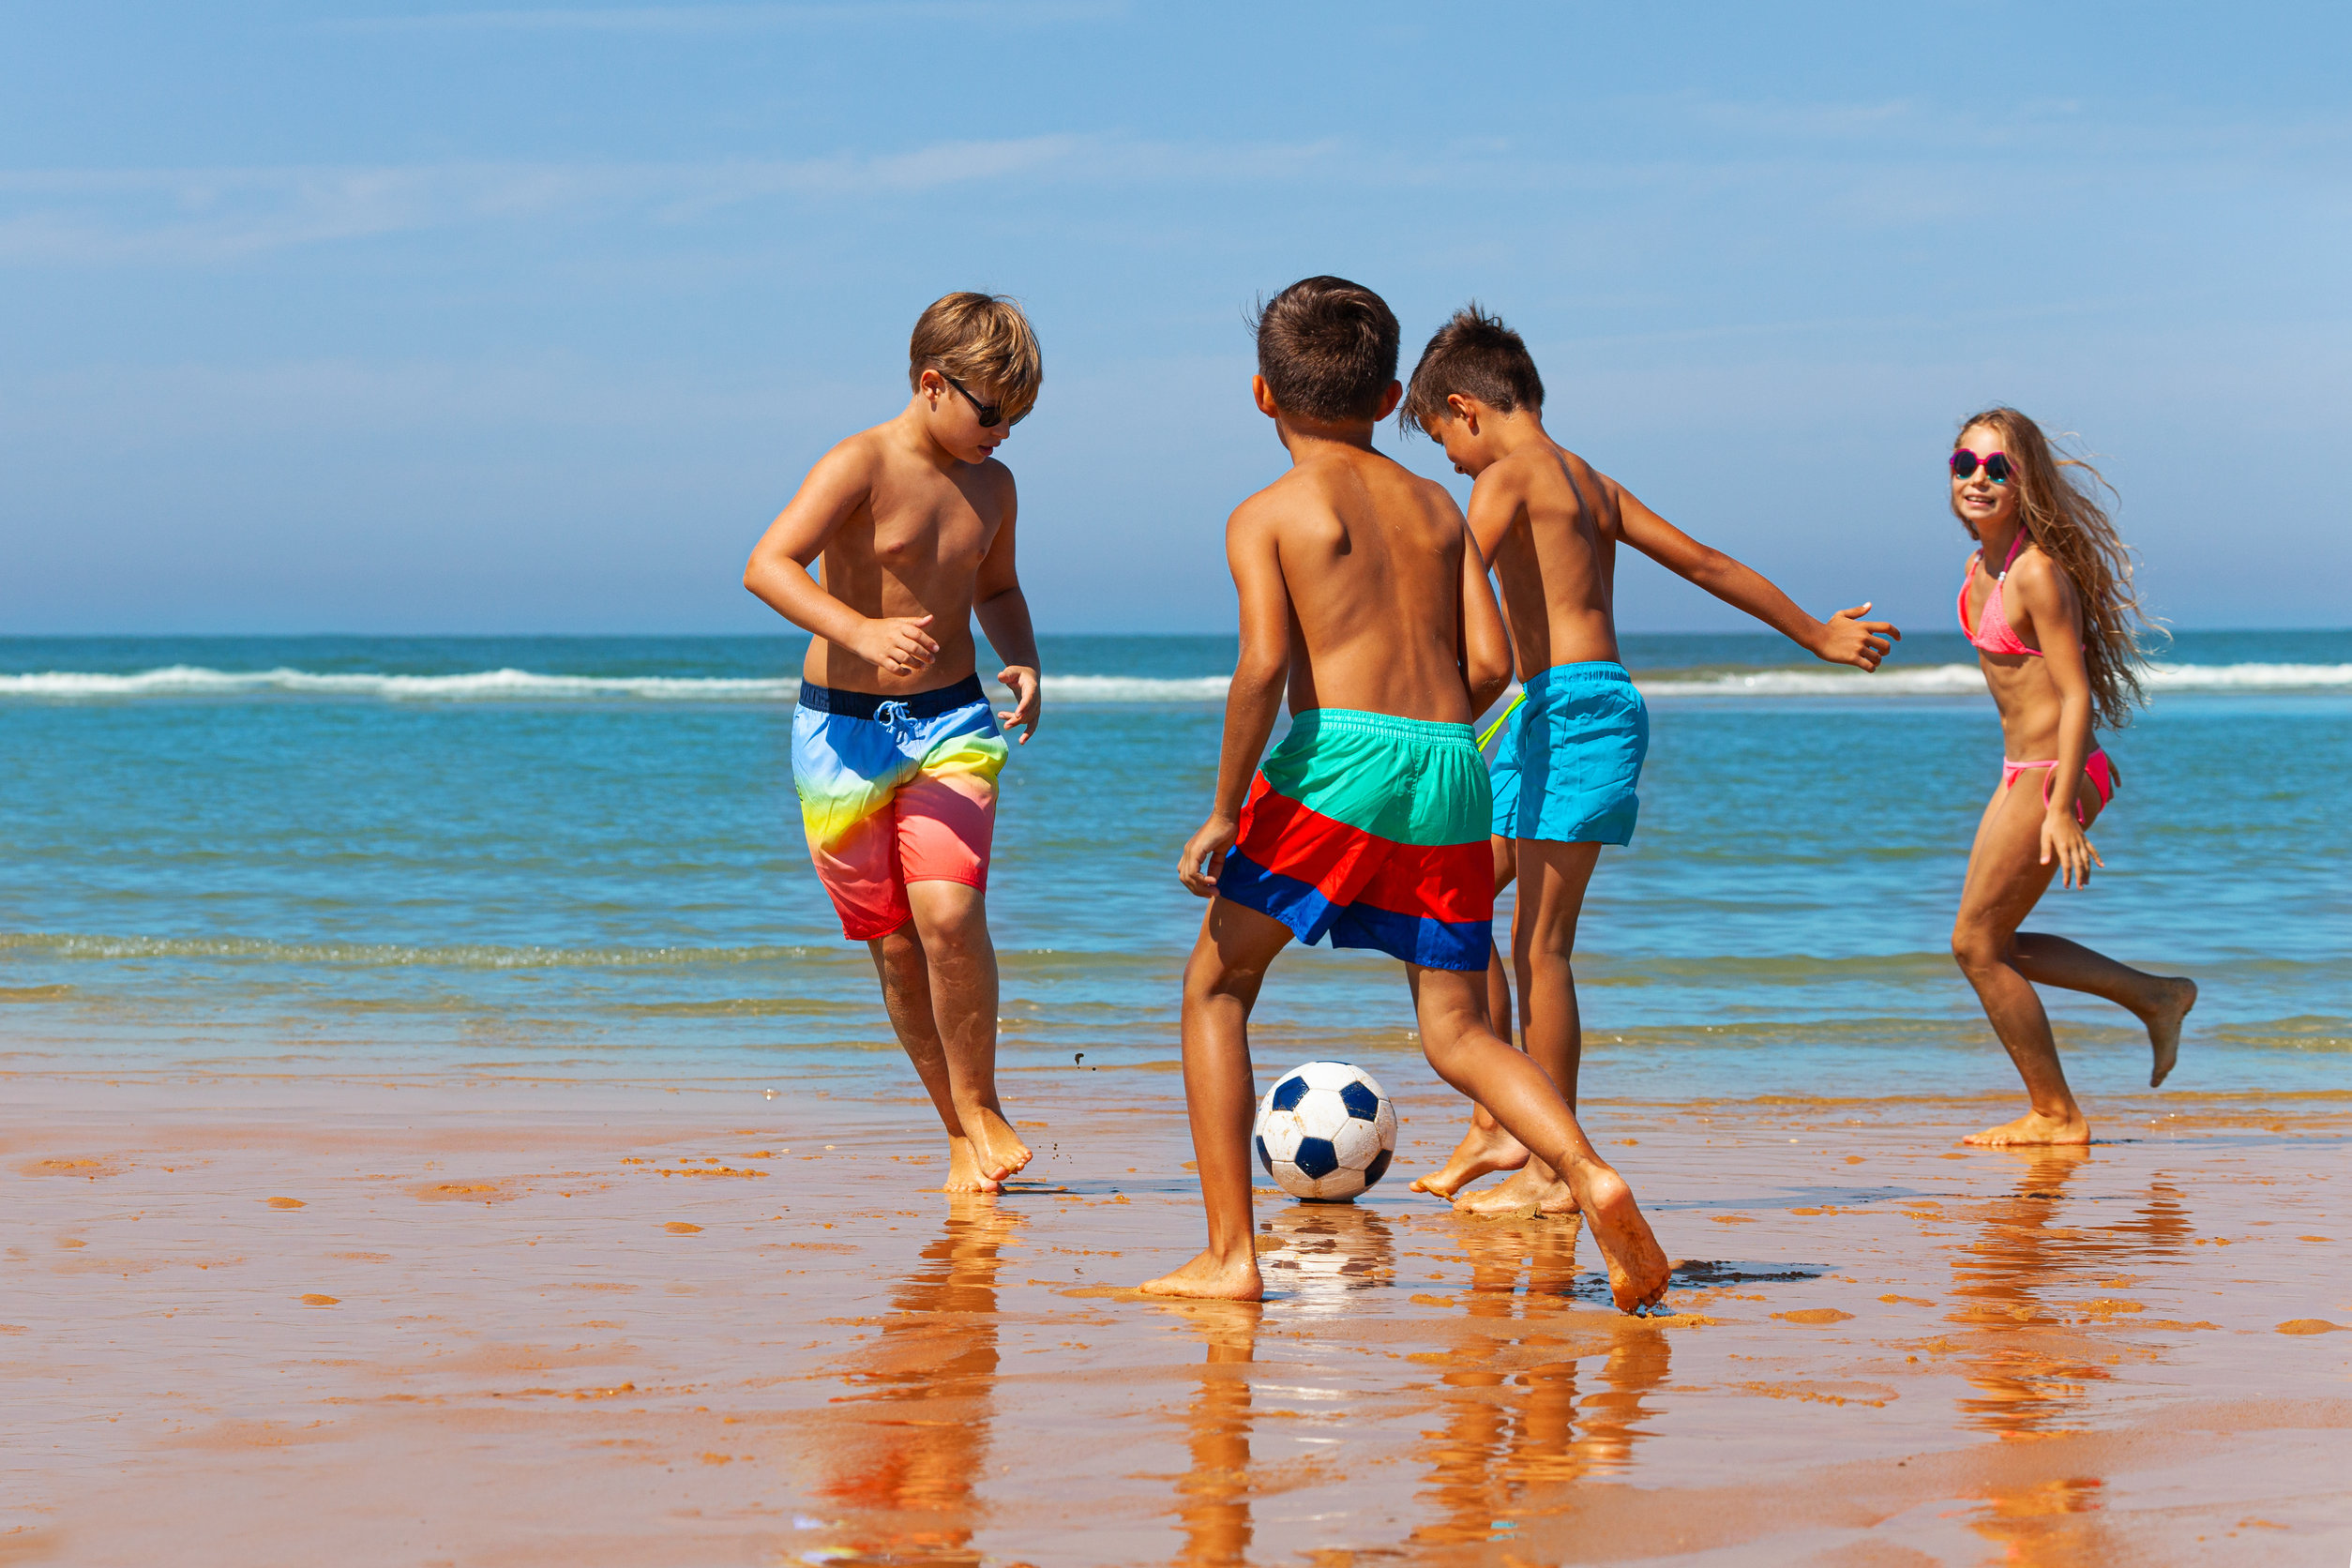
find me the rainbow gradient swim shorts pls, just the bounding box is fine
[791,674,1008,941]
[1214,708,1494,971]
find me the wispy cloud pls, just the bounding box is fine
[332,1,1124,34]
[0,135,1339,264]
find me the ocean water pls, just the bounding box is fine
[2,632,2344,1100]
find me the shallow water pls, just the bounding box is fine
[2,632,2345,1103]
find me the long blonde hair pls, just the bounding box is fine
[1953,406,2160,730]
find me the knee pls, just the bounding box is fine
[1183,945,1261,1010]
[1416,1008,1490,1078]
[1951,923,2008,977]
[910,891,989,954]
[872,924,923,970]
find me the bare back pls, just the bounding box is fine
[1470,442,1624,675]
[1246,446,1484,722]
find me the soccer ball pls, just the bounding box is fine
[1253,1061,1397,1202]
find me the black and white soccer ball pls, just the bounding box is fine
[1253,1061,1397,1202]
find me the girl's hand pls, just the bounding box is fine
[2040,809,2104,889]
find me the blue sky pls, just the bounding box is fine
[4,2,2345,635]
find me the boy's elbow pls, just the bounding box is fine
[1231,655,1287,694]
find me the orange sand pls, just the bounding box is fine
[3,1064,2348,1565]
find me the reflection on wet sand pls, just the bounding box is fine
[811,1198,1022,1566]
[1155,1301,1261,1567]
[1261,1201,1396,1309]
[1412,1217,1670,1546]
[1945,1149,2195,1563]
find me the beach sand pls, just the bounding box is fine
[4,1063,2348,1566]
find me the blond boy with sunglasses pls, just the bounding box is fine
[744,292,1046,1192]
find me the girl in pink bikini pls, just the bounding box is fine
[1947,407,2197,1146]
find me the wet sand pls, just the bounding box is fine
[4,1062,2349,1566]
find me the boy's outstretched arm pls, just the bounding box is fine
[972,492,1043,744]
[1610,481,1900,671]
[743,443,942,679]
[1177,502,1290,897]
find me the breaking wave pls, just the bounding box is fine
[1,662,2345,704]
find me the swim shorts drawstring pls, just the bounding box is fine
[875,699,917,747]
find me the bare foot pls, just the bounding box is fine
[941,1137,1002,1194]
[1410,1119,1531,1199]
[1138,1247,1263,1302]
[1453,1161,1579,1219]
[959,1104,1033,1184]
[1566,1162,1670,1314]
[1962,1110,2090,1146]
[2142,976,2197,1088]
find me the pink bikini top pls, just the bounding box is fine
[1959,531,2041,657]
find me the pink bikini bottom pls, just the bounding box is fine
[1999,748,2116,825]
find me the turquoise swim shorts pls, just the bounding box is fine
[1494,661,1648,845]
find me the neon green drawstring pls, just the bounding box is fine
[1476,690,1526,752]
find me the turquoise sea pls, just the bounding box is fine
[2,632,2345,1100]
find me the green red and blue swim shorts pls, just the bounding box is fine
[1215,708,1494,971]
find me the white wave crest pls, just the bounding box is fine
[2,661,2345,704]
[0,665,800,701]
[1640,664,1990,698]
[1035,673,1229,702]
[0,663,1232,704]
[1639,661,2352,699]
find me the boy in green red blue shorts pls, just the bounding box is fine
[1137,276,1669,1315]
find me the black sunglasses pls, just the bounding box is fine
[1949,449,2013,484]
[940,371,1027,430]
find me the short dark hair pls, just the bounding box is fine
[1250,276,1400,423]
[1400,305,1545,435]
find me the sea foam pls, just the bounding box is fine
[1,661,2346,703]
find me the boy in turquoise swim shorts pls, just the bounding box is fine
[1138,277,1669,1314]
[743,292,1046,1195]
[1400,307,1901,1215]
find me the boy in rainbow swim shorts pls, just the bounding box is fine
[1138,276,1670,1314]
[744,292,1046,1194]
[1400,306,1900,1216]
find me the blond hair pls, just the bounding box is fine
[1954,406,2161,730]
[908,292,1042,420]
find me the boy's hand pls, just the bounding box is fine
[850,613,938,678]
[2041,809,2103,889]
[996,665,1041,745]
[1177,816,1239,897]
[1812,603,1900,671]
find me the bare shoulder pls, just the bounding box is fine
[1552,444,1610,496]
[1229,471,1307,540]
[1553,446,1628,532]
[810,423,894,485]
[2010,546,2077,605]
[1454,445,1521,504]
[1396,460,1467,519]
[970,454,1018,505]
